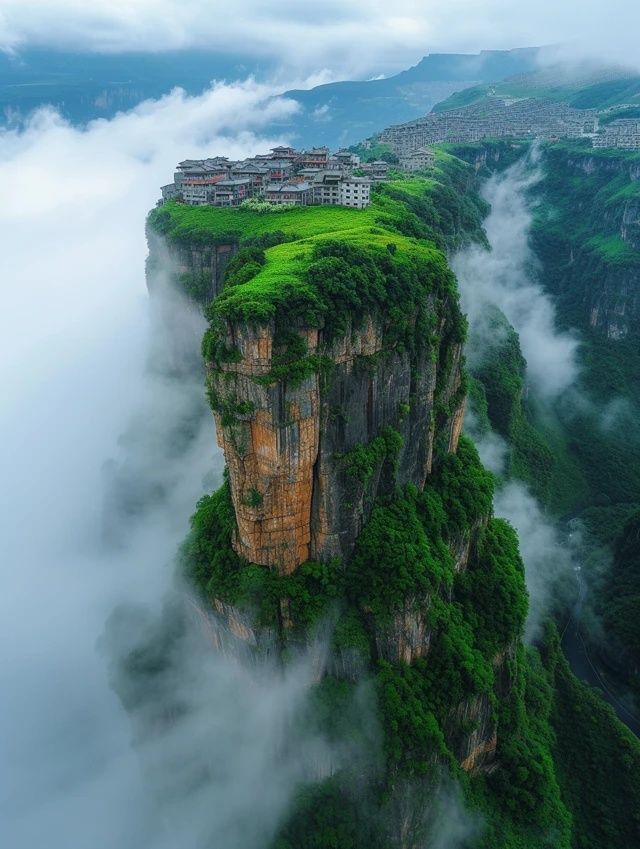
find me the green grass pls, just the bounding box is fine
[150,177,442,247]
[149,172,470,327]
[384,177,438,196]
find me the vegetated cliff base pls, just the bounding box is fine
[146,167,577,849]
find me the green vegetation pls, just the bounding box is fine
[182,434,575,848]
[600,512,640,688]
[147,154,493,410]
[151,142,640,848]
[433,71,640,113]
[528,143,640,514]
[441,138,531,174]
[342,427,403,486]
[347,140,397,162]
[540,626,640,849]
[467,306,584,511]
[586,233,640,265]
[599,106,640,125]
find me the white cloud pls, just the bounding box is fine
[1,1,639,77]
[0,78,337,849]
[453,151,579,400]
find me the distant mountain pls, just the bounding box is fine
[0,48,276,125]
[271,48,545,148]
[0,46,544,145]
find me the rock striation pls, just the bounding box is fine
[208,311,464,573]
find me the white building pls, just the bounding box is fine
[339,177,371,209]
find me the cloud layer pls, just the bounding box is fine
[1,1,640,77]
[0,78,329,849]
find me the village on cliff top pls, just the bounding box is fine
[159,143,436,209]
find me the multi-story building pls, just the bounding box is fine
[297,147,330,169]
[267,145,298,161]
[263,181,313,205]
[161,183,181,202]
[362,160,390,180]
[399,146,435,172]
[160,145,375,208]
[211,178,252,206]
[339,177,371,209]
[229,162,270,189]
[380,98,600,154]
[181,182,211,205]
[312,171,343,205]
[334,150,361,170]
[592,119,640,150]
[264,160,294,182]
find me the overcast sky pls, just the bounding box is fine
[1,0,639,77]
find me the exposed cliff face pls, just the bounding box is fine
[208,310,464,573]
[532,145,640,341]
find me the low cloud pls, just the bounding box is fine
[2,2,640,78]
[455,153,579,638]
[0,76,346,849]
[453,152,579,400]
[494,482,576,641]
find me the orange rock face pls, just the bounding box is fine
[211,325,321,574]
[208,312,465,575]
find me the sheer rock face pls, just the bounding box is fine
[536,150,640,341]
[209,310,465,575]
[454,644,516,774]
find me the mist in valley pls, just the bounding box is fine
[452,152,581,640]
[0,79,361,849]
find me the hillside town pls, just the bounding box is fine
[159,101,640,213]
[158,144,425,209]
[380,98,600,152]
[592,115,640,150]
[380,97,640,152]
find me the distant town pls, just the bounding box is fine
[380,97,640,152]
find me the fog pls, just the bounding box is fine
[0,79,354,849]
[453,154,578,639]
[453,150,578,399]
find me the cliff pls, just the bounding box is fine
[532,142,640,341]
[149,181,471,575]
[144,166,576,848]
[208,291,464,574]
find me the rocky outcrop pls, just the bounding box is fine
[208,310,464,574]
